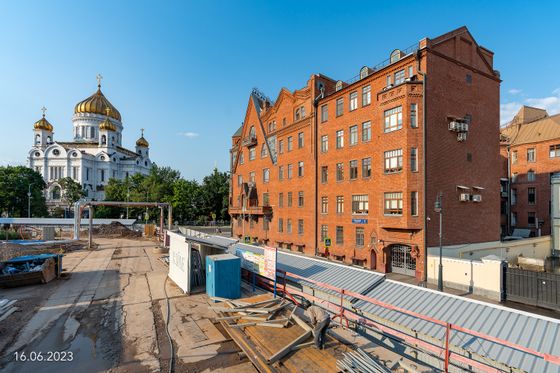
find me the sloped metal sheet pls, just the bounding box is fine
[354,280,560,373]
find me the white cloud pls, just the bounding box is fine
[500,88,560,125]
[508,88,522,95]
[178,132,199,138]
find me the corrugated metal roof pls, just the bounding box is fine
[182,232,560,372]
[501,112,560,146]
[178,228,238,249]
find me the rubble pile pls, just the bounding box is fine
[94,222,142,238]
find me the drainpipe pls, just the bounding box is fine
[313,83,324,257]
[416,49,428,283]
[506,145,511,235]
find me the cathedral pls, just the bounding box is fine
[27,76,152,208]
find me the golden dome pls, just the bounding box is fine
[34,112,53,131]
[99,117,117,132]
[136,128,149,147]
[74,85,121,121]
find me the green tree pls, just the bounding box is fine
[171,179,202,223]
[59,177,86,206]
[200,168,230,221]
[0,166,48,217]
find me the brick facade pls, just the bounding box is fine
[229,26,501,281]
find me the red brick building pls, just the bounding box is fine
[229,26,501,281]
[500,106,560,236]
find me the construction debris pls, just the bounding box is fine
[92,222,141,238]
[0,298,19,322]
[337,348,392,373]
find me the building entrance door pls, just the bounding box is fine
[390,245,416,276]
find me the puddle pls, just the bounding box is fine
[2,314,115,373]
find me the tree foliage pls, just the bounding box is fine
[97,164,230,224]
[59,177,86,206]
[0,166,48,217]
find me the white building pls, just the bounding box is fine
[27,79,152,208]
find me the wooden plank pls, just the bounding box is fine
[210,306,272,314]
[268,330,312,364]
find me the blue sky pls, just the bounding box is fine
[0,1,558,180]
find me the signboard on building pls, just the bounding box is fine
[235,245,277,280]
[324,238,332,247]
[352,218,368,224]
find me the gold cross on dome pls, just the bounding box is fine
[41,106,47,117]
[96,73,103,87]
[105,107,111,116]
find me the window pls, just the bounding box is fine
[512,172,518,183]
[528,170,536,182]
[321,225,328,241]
[321,165,328,183]
[336,130,344,148]
[528,212,536,227]
[287,192,293,207]
[279,140,284,154]
[384,106,403,132]
[384,192,403,215]
[511,212,517,227]
[394,69,405,85]
[298,219,304,234]
[528,187,536,205]
[287,136,293,151]
[512,151,518,164]
[362,85,371,106]
[550,144,560,158]
[263,216,269,231]
[249,147,256,160]
[263,193,270,206]
[336,162,344,181]
[249,126,256,139]
[408,66,414,77]
[278,218,284,232]
[263,168,270,183]
[384,149,403,173]
[321,104,328,122]
[410,148,418,172]
[298,161,304,177]
[386,75,391,86]
[349,125,358,146]
[268,121,276,132]
[511,188,517,205]
[261,143,268,158]
[356,227,364,247]
[86,167,90,181]
[287,164,293,179]
[349,92,358,111]
[100,169,105,182]
[287,219,292,234]
[278,166,284,180]
[321,135,328,153]
[352,195,369,214]
[349,160,358,179]
[336,98,344,116]
[300,106,306,118]
[279,193,284,208]
[362,121,371,142]
[362,157,371,178]
[249,171,256,183]
[411,104,418,128]
[336,226,344,244]
[298,191,304,207]
[527,148,536,162]
[411,191,418,216]
[72,166,80,180]
[336,196,344,213]
[90,127,95,138]
[298,132,304,148]
[321,196,328,213]
[239,152,244,164]
[295,109,300,121]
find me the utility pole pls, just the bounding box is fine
[27,183,35,218]
[434,192,444,292]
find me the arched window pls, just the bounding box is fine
[101,135,107,145]
[47,136,52,144]
[35,134,40,144]
[390,49,402,63]
[300,106,306,118]
[295,109,300,121]
[360,66,369,79]
[51,186,61,200]
[335,80,343,92]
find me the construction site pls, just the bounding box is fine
[0,212,559,373]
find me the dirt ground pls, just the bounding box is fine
[0,237,254,373]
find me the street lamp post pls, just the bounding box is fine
[434,192,444,292]
[27,183,35,218]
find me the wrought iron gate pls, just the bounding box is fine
[505,267,560,311]
[390,245,416,276]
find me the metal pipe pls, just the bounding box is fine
[88,205,93,249]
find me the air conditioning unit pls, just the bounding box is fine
[457,132,468,142]
[459,193,470,202]
[501,191,508,197]
[472,194,482,202]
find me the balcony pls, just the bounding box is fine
[229,204,272,216]
[242,136,257,147]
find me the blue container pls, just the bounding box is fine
[206,254,241,299]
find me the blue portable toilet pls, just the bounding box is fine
[206,254,241,299]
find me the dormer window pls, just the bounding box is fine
[249,126,256,139]
[390,49,403,63]
[360,66,369,79]
[335,80,343,92]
